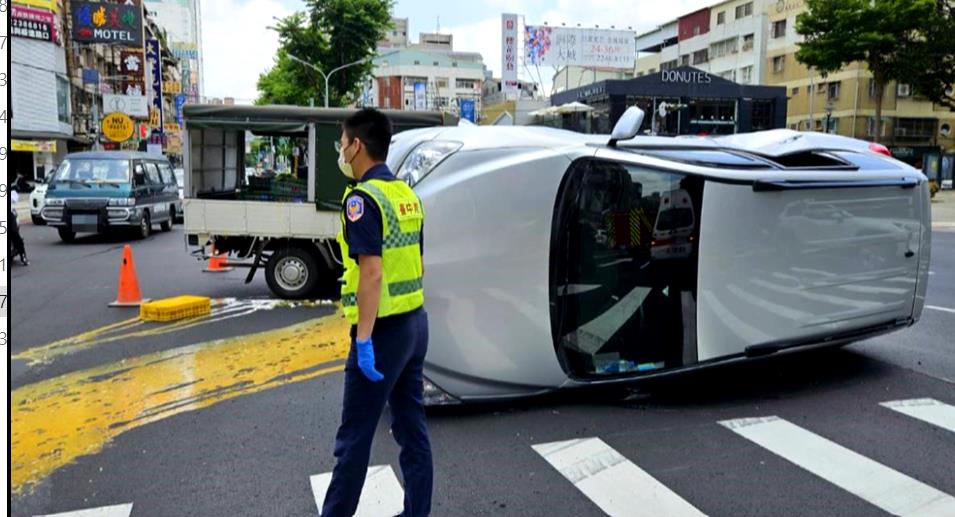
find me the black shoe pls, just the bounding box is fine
[20,254,29,266]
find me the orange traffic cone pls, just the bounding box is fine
[109,244,150,307]
[203,247,234,273]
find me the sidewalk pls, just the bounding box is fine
[931,189,955,229]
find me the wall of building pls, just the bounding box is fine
[552,66,633,94]
[12,39,72,137]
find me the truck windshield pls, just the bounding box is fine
[54,159,131,184]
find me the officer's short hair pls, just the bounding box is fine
[343,108,392,161]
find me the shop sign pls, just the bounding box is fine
[170,43,199,60]
[146,38,164,134]
[12,0,58,12]
[11,6,55,42]
[661,70,712,84]
[11,139,57,153]
[164,123,182,133]
[175,94,187,126]
[71,0,143,46]
[82,68,100,85]
[775,0,806,15]
[120,50,145,78]
[121,80,146,97]
[162,80,182,94]
[102,112,135,142]
[502,14,519,94]
[103,93,149,118]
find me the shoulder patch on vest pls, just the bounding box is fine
[346,195,364,222]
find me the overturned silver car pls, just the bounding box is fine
[386,108,931,405]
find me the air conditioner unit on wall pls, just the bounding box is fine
[897,84,911,97]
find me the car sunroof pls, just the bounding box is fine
[632,149,774,169]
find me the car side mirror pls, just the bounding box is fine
[609,106,646,147]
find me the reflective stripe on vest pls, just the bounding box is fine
[338,178,424,324]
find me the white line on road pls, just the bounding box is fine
[720,416,955,516]
[926,305,955,314]
[880,398,955,433]
[310,465,404,517]
[532,437,706,517]
[36,503,133,517]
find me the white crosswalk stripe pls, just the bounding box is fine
[35,503,133,517]
[532,437,706,517]
[881,398,955,433]
[719,416,955,516]
[310,465,405,517]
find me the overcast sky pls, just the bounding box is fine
[201,0,715,103]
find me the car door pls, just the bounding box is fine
[132,161,150,206]
[143,162,168,220]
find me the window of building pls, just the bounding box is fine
[772,19,787,38]
[452,62,458,67]
[693,26,701,36]
[56,77,70,124]
[661,59,679,70]
[414,60,420,65]
[436,78,448,88]
[717,11,726,24]
[897,83,912,97]
[719,69,736,82]
[792,86,799,96]
[772,55,785,73]
[735,2,753,18]
[827,81,841,100]
[648,68,656,74]
[751,100,774,131]
[867,117,890,137]
[895,118,936,140]
[680,55,690,66]
[740,65,753,84]
[455,78,475,89]
[433,61,440,66]
[742,33,755,51]
[826,117,839,134]
[711,38,739,58]
[692,49,709,65]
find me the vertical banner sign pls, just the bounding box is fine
[175,94,187,126]
[459,99,476,122]
[146,38,164,134]
[501,13,519,95]
[413,82,426,111]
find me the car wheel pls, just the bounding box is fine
[137,211,151,239]
[31,214,46,226]
[58,227,76,242]
[265,247,319,299]
[160,207,173,232]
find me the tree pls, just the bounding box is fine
[257,0,392,107]
[899,1,955,111]
[796,0,939,141]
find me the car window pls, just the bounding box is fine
[144,162,163,185]
[53,159,131,183]
[133,162,148,187]
[157,163,175,184]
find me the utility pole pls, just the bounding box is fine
[287,51,399,108]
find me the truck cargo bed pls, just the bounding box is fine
[183,198,340,239]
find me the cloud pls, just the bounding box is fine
[201,0,292,103]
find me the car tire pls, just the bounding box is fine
[137,211,151,239]
[160,208,173,232]
[265,247,320,299]
[58,227,75,242]
[31,214,46,226]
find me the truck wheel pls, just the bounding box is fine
[265,247,319,299]
[58,227,75,242]
[137,211,151,239]
[160,207,173,232]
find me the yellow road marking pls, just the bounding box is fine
[11,309,351,494]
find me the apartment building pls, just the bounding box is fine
[636,0,955,169]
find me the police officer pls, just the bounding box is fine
[322,108,432,517]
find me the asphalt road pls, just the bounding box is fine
[10,224,955,517]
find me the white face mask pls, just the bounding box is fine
[338,141,355,179]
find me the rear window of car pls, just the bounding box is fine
[829,151,905,170]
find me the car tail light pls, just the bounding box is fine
[868,142,892,157]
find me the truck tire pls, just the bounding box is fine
[160,207,173,232]
[58,227,75,242]
[265,247,320,299]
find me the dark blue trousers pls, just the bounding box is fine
[321,308,432,517]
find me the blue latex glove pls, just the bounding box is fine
[355,337,385,382]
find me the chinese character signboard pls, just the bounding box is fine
[121,80,145,97]
[524,26,636,69]
[71,0,143,46]
[175,94,187,126]
[11,6,55,42]
[120,50,145,77]
[501,13,519,95]
[146,38,164,133]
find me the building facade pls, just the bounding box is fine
[635,0,955,170]
[144,0,203,101]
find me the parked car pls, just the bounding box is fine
[387,108,931,405]
[42,151,183,242]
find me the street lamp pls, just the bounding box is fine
[287,51,398,108]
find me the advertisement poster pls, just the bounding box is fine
[71,0,143,46]
[11,5,56,42]
[413,82,426,111]
[501,13,519,95]
[459,99,476,122]
[524,26,636,69]
[103,94,149,118]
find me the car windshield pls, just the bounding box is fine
[54,159,131,184]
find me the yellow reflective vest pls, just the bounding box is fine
[338,178,425,324]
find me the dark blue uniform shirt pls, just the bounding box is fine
[343,163,423,259]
